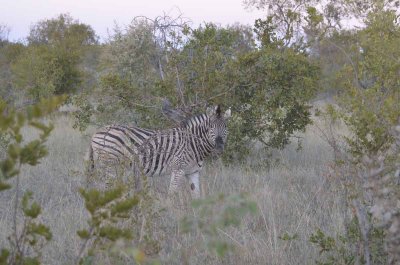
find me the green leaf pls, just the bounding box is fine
[19,140,48,166]
[27,223,52,240]
[77,229,90,239]
[22,191,41,218]
[0,249,10,264]
[0,181,11,191]
[99,226,132,241]
[80,187,126,214]
[1,159,18,179]
[190,198,203,209]
[7,144,20,160]
[247,201,258,214]
[279,232,299,241]
[110,195,139,216]
[21,257,40,265]
[79,255,94,265]
[310,229,336,253]
[23,201,41,218]
[180,216,195,234]
[207,240,230,257]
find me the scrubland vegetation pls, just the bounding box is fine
[1,0,399,264]
[0,112,343,265]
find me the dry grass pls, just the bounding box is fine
[0,113,349,265]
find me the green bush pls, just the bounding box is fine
[225,47,320,160]
[74,20,320,162]
[12,14,97,99]
[310,216,386,265]
[0,96,65,265]
[180,193,257,259]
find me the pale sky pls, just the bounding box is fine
[0,0,265,42]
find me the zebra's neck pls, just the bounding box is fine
[182,114,215,162]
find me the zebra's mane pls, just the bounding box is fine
[180,113,209,129]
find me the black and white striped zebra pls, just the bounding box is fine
[86,105,231,198]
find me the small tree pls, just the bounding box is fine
[12,14,98,99]
[0,96,65,265]
[76,17,320,161]
[332,7,400,263]
[306,1,400,263]
[225,47,320,159]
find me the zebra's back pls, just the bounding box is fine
[86,106,230,197]
[89,124,185,177]
[90,125,153,167]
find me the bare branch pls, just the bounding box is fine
[161,98,188,124]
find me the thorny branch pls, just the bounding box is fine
[316,113,400,264]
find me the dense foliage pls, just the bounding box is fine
[11,14,97,100]
[244,0,400,263]
[1,13,322,159]
[0,96,65,264]
[72,18,321,160]
[226,47,319,158]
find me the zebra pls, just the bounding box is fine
[86,105,231,198]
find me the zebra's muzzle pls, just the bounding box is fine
[215,136,224,154]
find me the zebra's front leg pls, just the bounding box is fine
[188,171,200,199]
[168,169,185,197]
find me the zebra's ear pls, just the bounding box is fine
[206,106,215,116]
[206,105,223,117]
[223,107,231,119]
[215,105,222,117]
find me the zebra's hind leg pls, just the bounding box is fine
[84,145,95,188]
[130,159,145,193]
[168,169,185,206]
[168,169,185,195]
[188,171,200,199]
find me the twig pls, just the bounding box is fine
[175,67,186,107]
[12,164,22,257]
[76,226,95,265]
[217,228,244,249]
[352,200,371,265]
[286,175,327,252]
[323,38,366,90]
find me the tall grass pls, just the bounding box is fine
[0,113,349,264]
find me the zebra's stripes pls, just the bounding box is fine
[87,105,231,198]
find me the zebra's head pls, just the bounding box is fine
[206,105,231,155]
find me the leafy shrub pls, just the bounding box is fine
[225,47,320,160]
[12,14,97,99]
[74,19,320,162]
[180,193,257,259]
[310,216,387,265]
[1,191,53,265]
[0,96,65,264]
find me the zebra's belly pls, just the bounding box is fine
[183,160,203,176]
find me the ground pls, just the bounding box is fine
[0,110,349,265]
